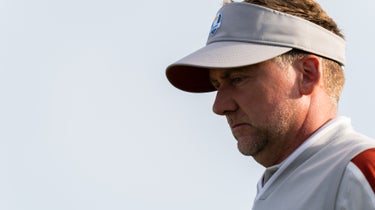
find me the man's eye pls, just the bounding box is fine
[231,77,244,85]
[211,80,220,89]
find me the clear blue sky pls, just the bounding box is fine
[1,0,374,209]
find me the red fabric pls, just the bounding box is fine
[351,148,375,193]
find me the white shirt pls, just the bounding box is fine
[255,117,375,209]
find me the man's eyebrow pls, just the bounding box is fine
[211,68,248,81]
[209,68,248,88]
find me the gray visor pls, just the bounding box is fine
[166,2,346,93]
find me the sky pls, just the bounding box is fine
[1,0,375,210]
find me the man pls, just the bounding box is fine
[166,0,375,209]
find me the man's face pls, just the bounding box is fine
[209,59,302,160]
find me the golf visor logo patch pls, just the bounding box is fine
[210,13,222,36]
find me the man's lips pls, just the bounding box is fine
[231,123,251,130]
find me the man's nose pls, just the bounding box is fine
[212,88,237,115]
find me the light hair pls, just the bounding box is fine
[241,0,345,104]
[223,0,234,5]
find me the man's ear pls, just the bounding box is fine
[296,55,322,95]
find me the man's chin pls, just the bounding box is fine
[237,142,257,156]
[235,135,265,156]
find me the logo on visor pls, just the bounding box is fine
[210,13,222,36]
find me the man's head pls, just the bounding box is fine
[166,1,346,165]
[166,1,345,94]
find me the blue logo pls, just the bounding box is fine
[210,13,222,36]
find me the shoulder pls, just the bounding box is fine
[335,150,375,210]
[351,148,375,193]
